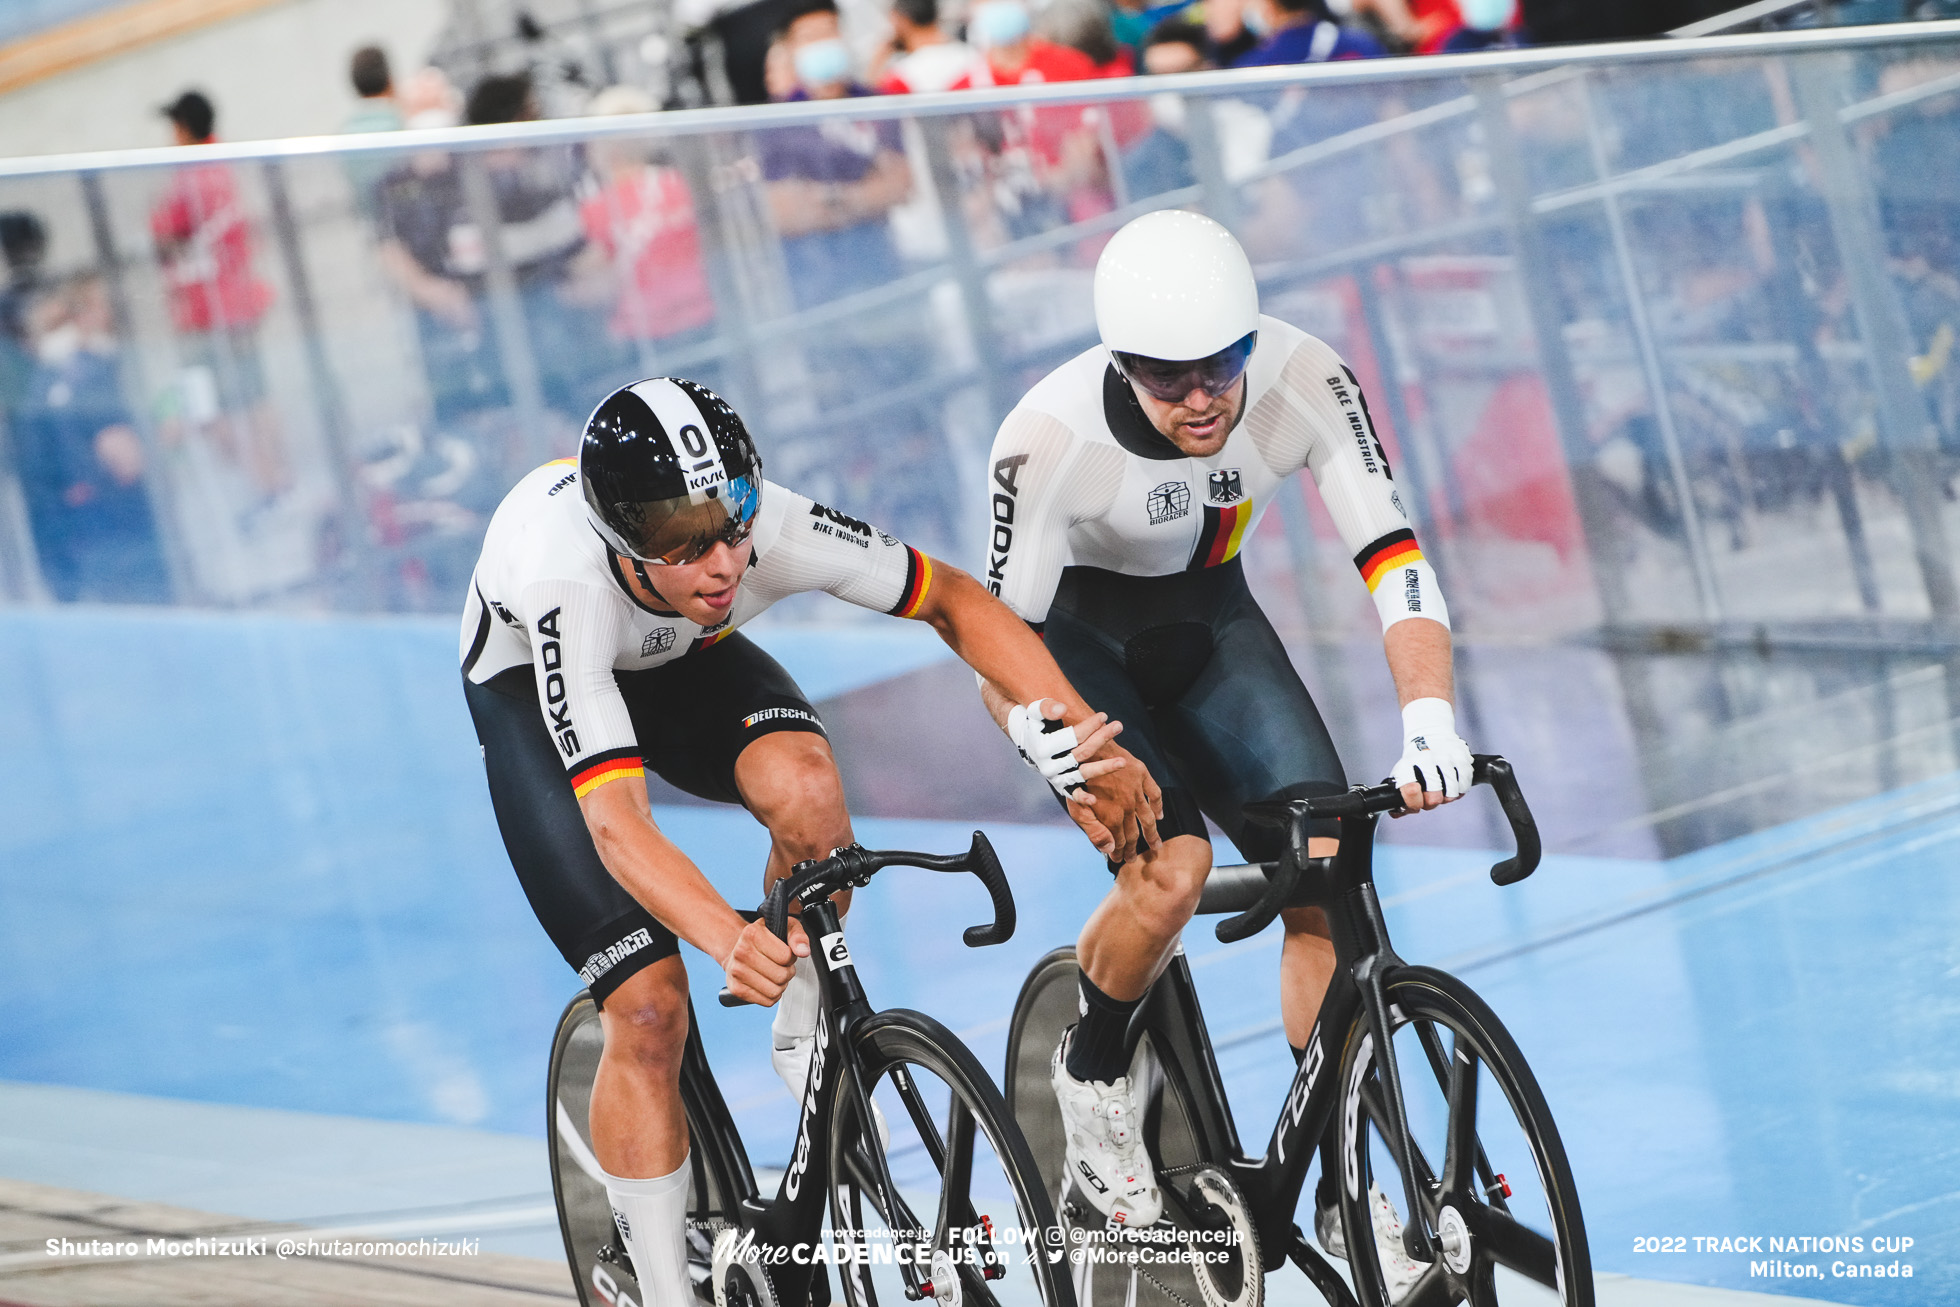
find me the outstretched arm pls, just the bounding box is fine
[911,563,1163,859]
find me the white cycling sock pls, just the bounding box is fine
[603,1155,689,1306]
[771,952,821,1055]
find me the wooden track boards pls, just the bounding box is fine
[0,1178,575,1306]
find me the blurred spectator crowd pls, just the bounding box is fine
[0,0,1956,616]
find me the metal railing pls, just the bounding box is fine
[1673,0,1960,38]
[0,20,1956,648]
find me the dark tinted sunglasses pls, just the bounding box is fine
[634,476,762,566]
[642,509,757,567]
[1112,332,1258,403]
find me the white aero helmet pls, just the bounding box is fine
[1095,210,1259,365]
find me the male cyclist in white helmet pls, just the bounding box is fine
[977,211,1469,1287]
[461,377,1156,1306]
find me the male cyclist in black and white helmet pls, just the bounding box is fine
[976,211,1469,1288]
[460,377,1158,1305]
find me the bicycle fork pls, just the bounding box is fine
[1332,812,1438,1266]
[796,900,1002,1304]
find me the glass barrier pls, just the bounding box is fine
[2,24,1958,852]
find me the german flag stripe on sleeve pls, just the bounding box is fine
[691,627,736,654]
[570,748,645,797]
[1185,501,1254,571]
[1356,529,1423,592]
[888,547,934,618]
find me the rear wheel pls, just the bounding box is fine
[830,1008,1074,1307]
[1335,968,1592,1307]
[1005,949,1262,1307]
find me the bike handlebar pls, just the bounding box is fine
[718,831,1015,1007]
[1228,753,1540,943]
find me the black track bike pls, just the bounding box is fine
[1005,757,1591,1307]
[549,834,1076,1307]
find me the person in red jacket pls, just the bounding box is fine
[564,86,721,394]
[877,0,990,92]
[951,0,1112,242]
[150,89,288,502]
[954,0,1100,88]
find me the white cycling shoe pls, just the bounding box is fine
[1316,1182,1430,1300]
[772,956,889,1147]
[1051,1030,1162,1228]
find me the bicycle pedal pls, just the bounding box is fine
[597,1239,637,1279]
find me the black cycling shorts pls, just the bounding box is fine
[1041,555,1346,863]
[463,632,827,1005]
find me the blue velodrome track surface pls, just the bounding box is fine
[2,607,1957,1304]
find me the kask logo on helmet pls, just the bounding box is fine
[677,422,727,498]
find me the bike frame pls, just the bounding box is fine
[1132,806,1431,1292]
[682,896,986,1306]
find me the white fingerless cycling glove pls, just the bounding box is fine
[1391,698,1472,801]
[1006,699,1088,800]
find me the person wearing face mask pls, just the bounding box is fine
[1118,20,1212,198]
[759,0,913,308]
[1228,0,1384,67]
[952,0,1100,88]
[948,0,1106,237]
[1437,0,1527,51]
[761,0,968,540]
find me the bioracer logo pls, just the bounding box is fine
[536,608,579,757]
[987,454,1028,595]
[1147,481,1190,524]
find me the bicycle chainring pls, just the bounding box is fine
[1059,1165,1263,1307]
[1165,1164,1262,1307]
[712,1226,781,1307]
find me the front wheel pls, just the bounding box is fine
[548,992,742,1307]
[548,992,648,1307]
[830,1009,1076,1307]
[1335,968,1592,1307]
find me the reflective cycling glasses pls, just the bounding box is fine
[628,476,761,566]
[1111,332,1258,403]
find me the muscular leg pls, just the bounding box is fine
[733,729,855,894]
[589,954,691,1177]
[734,729,858,1108]
[589,956,694,1301]
[1079,834,1342,1038]
[1280,836,1340,1049]
[584,731,852,1181]
[1076,834,1212,1001]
